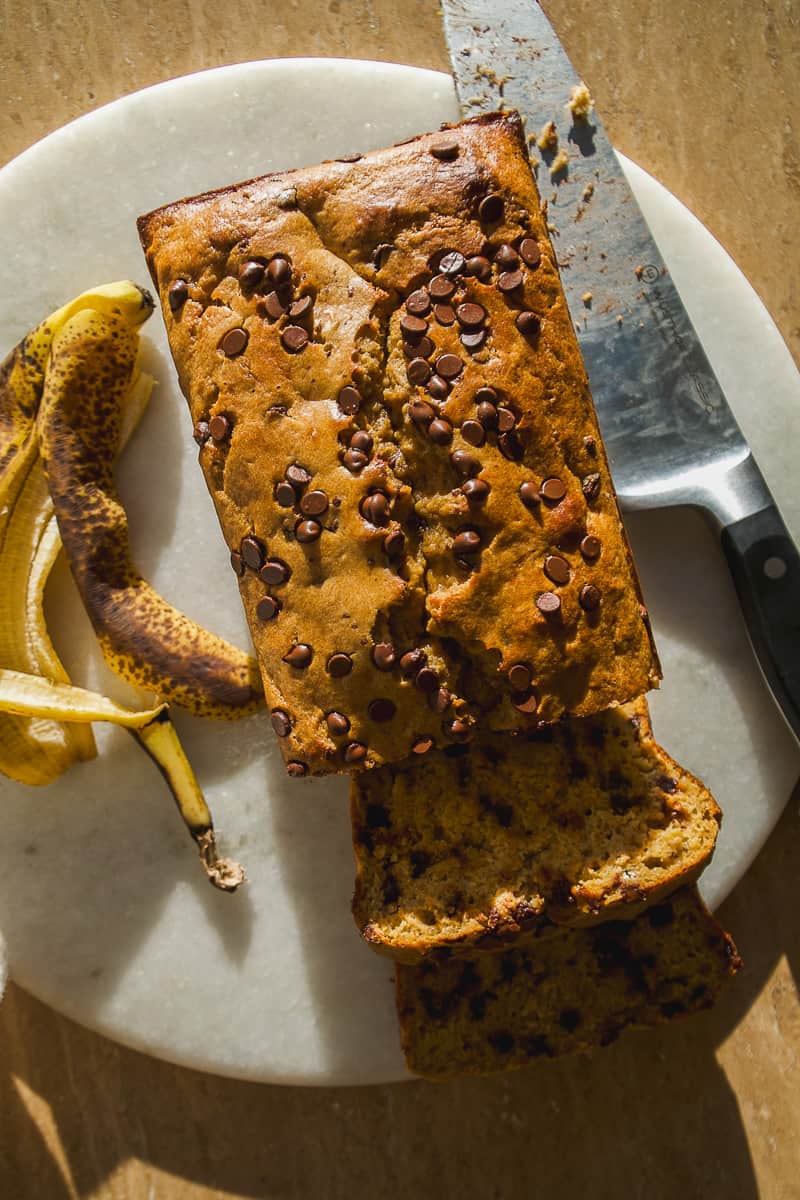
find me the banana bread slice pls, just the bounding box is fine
[396,887,740,1079]
[138,110,659,776]
[352,699,720,961]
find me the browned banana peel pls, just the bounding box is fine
[0,670,246,892]
[36,305,263,719]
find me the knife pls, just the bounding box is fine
[441,0,800,741]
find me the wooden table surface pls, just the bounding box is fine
[1,2,798,1196]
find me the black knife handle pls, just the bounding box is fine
[720,505,800,740]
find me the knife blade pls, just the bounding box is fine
[441,0,800,742]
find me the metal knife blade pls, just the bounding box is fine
[441,0,800,740]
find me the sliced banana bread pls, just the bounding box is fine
[396,887,740,1079]
[352,699,720,961]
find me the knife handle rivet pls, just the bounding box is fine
[763,556,787,581]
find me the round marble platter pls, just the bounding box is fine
[0,59,798,1087]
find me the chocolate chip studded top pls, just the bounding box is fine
[139,109,659,775]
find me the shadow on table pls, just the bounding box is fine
[2,772,798,1199]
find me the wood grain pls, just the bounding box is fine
[1,1,798,1197]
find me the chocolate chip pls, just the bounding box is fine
[461,330,487,352]
[462,478,490,504]
[298,490,327,517]
[230,550,245,576]
[275,480,297,507]
[428,418,454,445]
[430,688,452,713]
[445,718,470,740]
[295,518,322,543]
[221,327,248,357]
[407,357,432,386]
[433,303,456,326]
[209,413,231,441]
[477,401,499,429]
[372,243,394,268]
[372,642,396,670]
[580,584,601,611]
[540,476,566,502]
[406,289,431,316]
[368,698,397,722]
[405,336,435,360]
[466,255,492,280]
[536,591,561,615]
[450,449,481,477]
[513,690,539,714]
[239,259,266,289]
[497,406,516,431]
[283,643,313,668]
[519,238,542,267]
[326,711,350,736]
[456,302,486,328]
[461,419,486,447]
[498,430,523,460]
[429,274,456,300]
[271,709,291,737]
[401,313,428,336]
[516,310,540,335]
[337,385,362,414]
[344,741,367,763]
[519,481,540,506]
[409,398,436,425]
[281,325,309,353]
[435,353,463,380]
[168,279,189,311]
[400,649,427,675]
[350,430,373,453]
[327,653,353,677]
[241,536,266,570]
[580,535,601,560]
[383,529,405,558]
[262,290,288,320]
[494,244,519,268]
[544,554,570,585]
[479,194,504,223]
[582,472,601,500]
[286,464,311,488]
[453,529,481,555]
[360,492,390,525]
[256,595,280,620]
[475,387,499,404]
[415,667,440,694]
[260,556,291,585]
[267,256,292,286]
[286,761,308,777]
[427,375,450,401]
[508,662,532,691]
[288,295,313,319]
[412,736,434,754]
[343,448,368,473]
[439,251,466,276]
[431,138,459,160]
[193,420,210,446]
[584,435,597,455]
[497,269,524,294]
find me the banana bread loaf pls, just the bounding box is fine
[138,110,659,776]
[396,887,740,1079]
[352,698,720,961]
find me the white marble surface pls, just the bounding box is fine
[0,60,797,1086]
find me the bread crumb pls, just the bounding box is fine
[635,265,644,279]
[582,292,593,307]
[536,121,558,152]
[582,181,595,201]
[616,314,623,325]
[549,148,569,178]
[568,82,594,120]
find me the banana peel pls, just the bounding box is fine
[37,306,263,720]
[0,670,245,892]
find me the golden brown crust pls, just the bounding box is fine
[351,699,721,962]
[138,111,659,775]
[395,887,741,1079]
